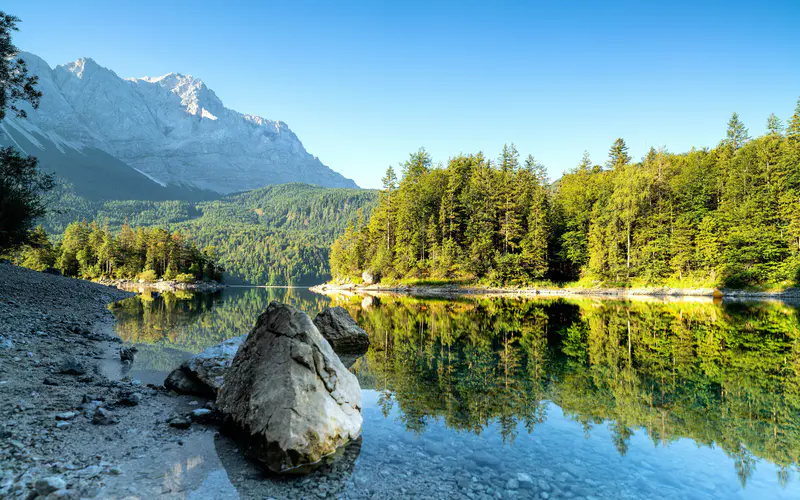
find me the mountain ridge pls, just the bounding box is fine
[1,51,357,195]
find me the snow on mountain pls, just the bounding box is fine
[5,52,358,193]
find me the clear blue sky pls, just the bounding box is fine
[6,0,800,188]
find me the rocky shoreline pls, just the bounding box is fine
[95,278,226,294]
[0,263,234,498]
[0,263,372,499]
[310,282,800,301]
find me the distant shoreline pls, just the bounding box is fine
[96,278,226,294]
[310,282,800,302]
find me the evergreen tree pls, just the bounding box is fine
[607,138,631,170]
[788,97,800,139]
[497,144,522,254]
[0,12,54,251]
[766,113,784,136]
[726,112,750,150]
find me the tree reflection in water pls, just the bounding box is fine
[111,288,800,487]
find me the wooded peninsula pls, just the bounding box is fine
[331,106,800,289]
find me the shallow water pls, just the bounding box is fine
[110,287,800,499]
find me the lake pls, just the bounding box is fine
[109,287,800,499]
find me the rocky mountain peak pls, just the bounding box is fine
[5,51,358,193]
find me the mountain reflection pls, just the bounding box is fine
[112,289,800,486]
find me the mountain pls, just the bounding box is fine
[1,51,357,196]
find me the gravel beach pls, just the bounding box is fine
[0,262,224,499]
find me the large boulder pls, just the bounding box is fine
[164,336,245,398]
[313,307,370,354]
[217,302,362,474]
[361,270,376,285]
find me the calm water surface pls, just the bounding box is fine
[109,287,800,499]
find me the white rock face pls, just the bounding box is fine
[6,52,357,193]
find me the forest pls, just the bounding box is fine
[331,103,800,288]
[30,183,377,285]
[10,222,223,283]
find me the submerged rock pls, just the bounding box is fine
[217,302,362,474]
[119,345,137,363]
[168,416,191,429]
[164,336,245,398]
[313,307,370,354]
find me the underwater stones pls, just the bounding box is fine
[313,306,370,354]
[217,302,362,474]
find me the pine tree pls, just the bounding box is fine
[788,97,800,139]
[766,113,783,136]
[726,112,750,150]
[578,151,593,172]
[497,144,521,254]
[380,166,398,250]
[607,138,631,170]
[0,13,53,251]
[520,155,550,278]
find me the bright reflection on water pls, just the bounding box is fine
[110,287,800,499]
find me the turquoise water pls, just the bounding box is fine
[110,287,800,499]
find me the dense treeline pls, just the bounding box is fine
[40,183,377,285]
[332,103,800,288]
[11,221,222,282]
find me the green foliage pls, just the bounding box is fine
[42,183,377,285]
[0,13,54,252]
[14,221,222,282]
[333,102,800,289]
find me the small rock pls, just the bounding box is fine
[517,473,534,489]
[168,416,191,429]
[35,476,66,495]
[505,479,519,490]
[117,392,141,406]
[43,377,60,386]
[119,346,137,363]
[56,422,72,430]
[92,408,118,425]
[58,357,87,375]
[108,466,122,475]
[189,408,216,424]
[55,412,77,421]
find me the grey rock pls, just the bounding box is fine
[517,473,534,489]
[361,270,376,285]
[119,346,137,363]
[116,391,141,406]
[164,368,209,397]
[57,357,86,375]
[55,421,71,430]
[313,307,370,354]
[35,476,66,495]
[189,408,218,424]
[43,377,60,386]
[217,302,362,474]
[92,407,118,425]
[55,412,77,421]
[505,478,519,490]
[168,416,191,429]
[164,336,245,397]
